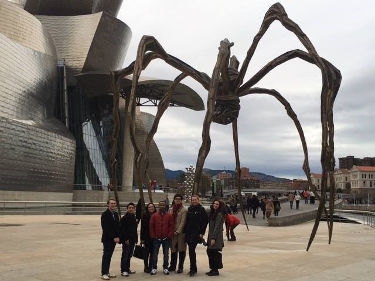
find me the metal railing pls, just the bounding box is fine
[0,201,109,215]
[335,209,375,228]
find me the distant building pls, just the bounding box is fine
[217,171,232,180]
[292,179,309,190]
[339,156,375,170]
[334,169,351,191]
[350,166,375,189]
[240,167,250,179]
[260,181,292,190]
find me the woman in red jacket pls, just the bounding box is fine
[225,213,240,241]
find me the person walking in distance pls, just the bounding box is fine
[185,195,208,277]
[295,193,301,210]
[100,199,120,280]
[119,203,138,277]
[140,203,156,273]
[149,201,174,275]
[272,196,281,216]
[288,193,295,209]
[260,198,266,219]
[168,194,187,274]
[206,200,225,276]
[265,197,274,219]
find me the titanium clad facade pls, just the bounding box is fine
[0,117,75,192]
[134,112,167,187]
[0,1,75,192]
[37,12,131,85]
[0,0,55,55]
[25,0,123,17]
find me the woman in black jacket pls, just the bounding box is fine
[185,195,208,277]
[140,203,156,273]
[119,202,138,276]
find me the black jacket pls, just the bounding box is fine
[101,209,120,243]
[119,212,138,244]
[140,213,153,247]
[185,204,208,244]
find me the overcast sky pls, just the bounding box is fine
[118,0,375,179]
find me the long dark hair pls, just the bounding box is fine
[209,199,224,220]
[146,203,156,216]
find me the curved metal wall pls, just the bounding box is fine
[0,117,75,192]
[0,34,56,121]
[134,112,167,187]
[0,0,76,192]
[37,12,131,85]
[0,0,56,56]
[25,0,123,17]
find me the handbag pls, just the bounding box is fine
[133,244,145,260]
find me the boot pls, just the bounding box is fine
[177,251,186,273]
[168,252,177,272]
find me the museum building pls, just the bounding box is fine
[0,0,203,195]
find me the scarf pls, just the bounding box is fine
[172,203,182,221]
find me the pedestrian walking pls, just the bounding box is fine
[288,193,295,209]
[119,203,138,277]
[260,198,266,219]
[272,197,281,216]
[140,203,156,273]
[303,190,309,204]
[100,199,120,280]
[206,200,225,276]
[310,191,316,204]
[185,195,208,277]
[246,195,251,214]
[295,193,301,209]
[149,200,174,275]
[265,197,274,219]
[168,194,187,274]
[250,195,259,218]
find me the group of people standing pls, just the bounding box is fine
[100,194,227,279]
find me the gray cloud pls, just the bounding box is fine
[119,0,375,179]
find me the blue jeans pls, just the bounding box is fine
[152,238,171,270]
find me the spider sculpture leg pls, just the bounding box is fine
[111,36,210,208]
[192,39,233,195]
[230,3,340,250]
[239,48,341,250]
[232,119,249,230]
[142,73,188,202]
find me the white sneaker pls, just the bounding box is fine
[121,272,129,277]
[108,273,117,278]
[128,270,136,274]
[150,269,157,275]
[163,269,169,275]
[101,275,110,280]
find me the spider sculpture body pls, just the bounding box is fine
[110,3,341,251]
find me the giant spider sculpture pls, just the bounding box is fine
[109,3,341,251]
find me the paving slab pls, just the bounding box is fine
[0,215,374,281]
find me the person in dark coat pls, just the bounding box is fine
[100,199,120,280]
[260,198,266,219]
[272,197,281,216]
[185,195,208,277]
[250,195,259,218]
[119,202,138,277]
[206,200,225,276]
[140,203,156,273]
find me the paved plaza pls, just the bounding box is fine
[1,215,374,281]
